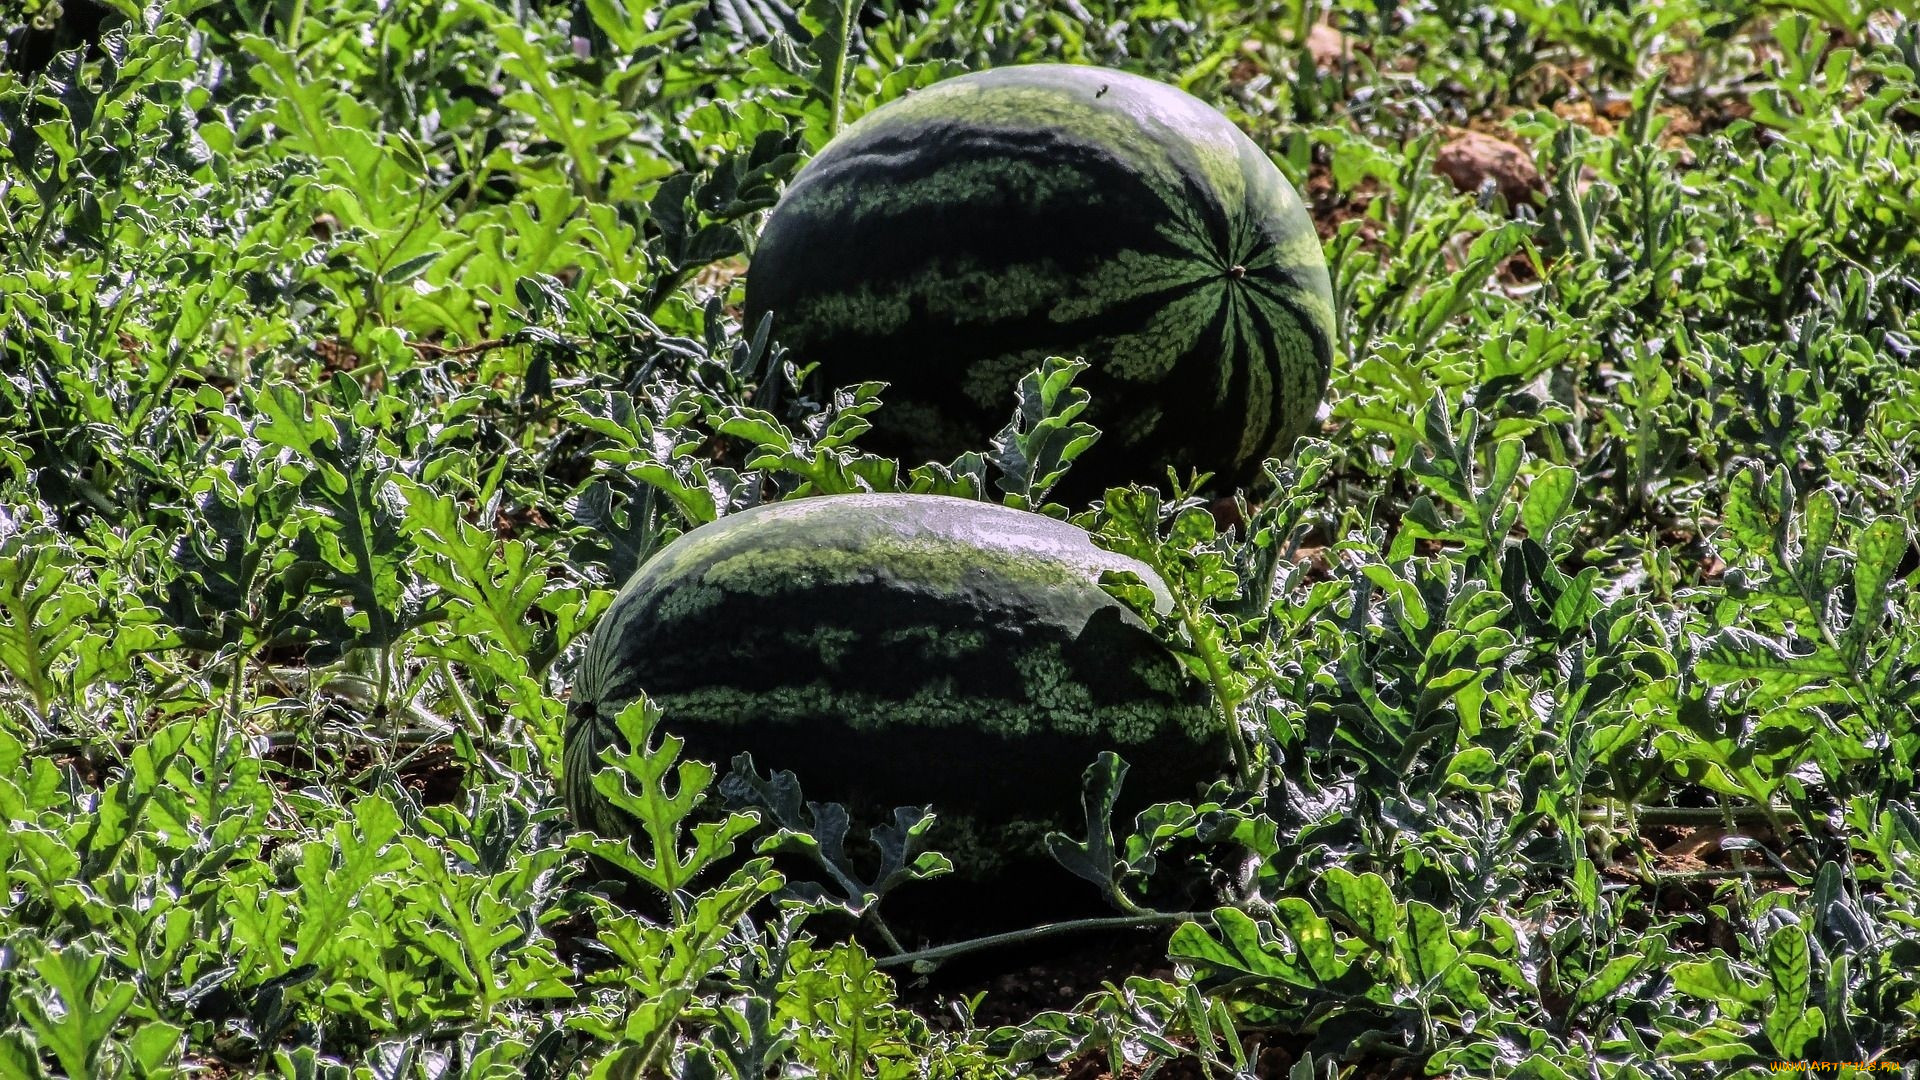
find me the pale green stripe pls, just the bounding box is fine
[1106,283,1227,383]
[1048,247,1213,322]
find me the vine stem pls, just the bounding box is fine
[1631,867,1801,885]
[285,0,308,48]
[1157,573,1254,784]
[1580,805,1810,827]
[439,659,486,733]
[820,1,858,138]
[409,336,515,358]
[872,911,1208,971]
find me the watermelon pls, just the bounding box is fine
[744,64,1335,500]
[563,493,1226,881]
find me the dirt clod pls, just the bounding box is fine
[1305,24,1346,71]
[1434,131,1543,209]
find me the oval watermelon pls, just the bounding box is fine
[744,64,1335,499]
[563,493,1226,878]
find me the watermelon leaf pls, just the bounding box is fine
[571,700,760,897]
[1043,752,1138,913]
[1094,485,1262,780]
[797,0,861,137]
[567,478,670,587]
[560,389,728,526]
[1844,515,1908,664]
[989,357,1100,513]
[712,0,803,41]
[15,943,139,1080]
[0,522,93,720]
[581,0,706,54]
[722,754,948,925]
[584,862,782,1075]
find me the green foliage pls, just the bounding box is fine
[722,754,950,931]
[3,0,1919,1074]
[989,356,1101,513]
[572,699,761,897]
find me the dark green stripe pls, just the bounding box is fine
[1245,273,1336,363]
[1236,293,1296,459]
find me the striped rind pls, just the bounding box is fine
[562,494,1225,852]
[744,64,1336,497]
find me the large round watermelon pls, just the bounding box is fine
[744,64,1335,499]
[563,493,1226,880]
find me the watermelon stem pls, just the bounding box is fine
[869,910,1213,972]
[803,0,860,139]
[1163,586,1255,784]
[864,912,909,957]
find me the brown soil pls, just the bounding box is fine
[1303,162,1384,247]
[1433,130,1545,209]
